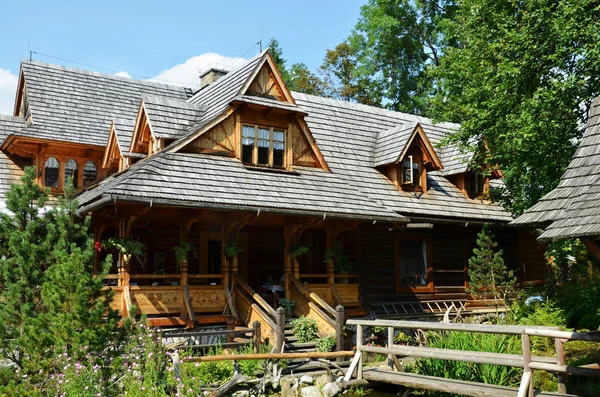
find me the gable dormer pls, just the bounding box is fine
[174,51,328,172]
[375,122,442,192]
[102,119,140,173]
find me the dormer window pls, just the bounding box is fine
[402,155,421,186]
[467,171,487,198]
[242,124,286,168]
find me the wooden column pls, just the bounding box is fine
[118,216,136,319]
[221,223,231,288]
[326,229,335,285]
[283,227,295,300]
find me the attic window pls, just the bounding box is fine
[402,155,420,186]
[468,171,485,196]
[242,124,286,168]
[83,161,97,186]
[64,159,79,188]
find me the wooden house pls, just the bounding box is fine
[0,51,547,337]
[513,97,600,260]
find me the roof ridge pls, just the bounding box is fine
[21,60,193,92]
[292,92,461,130]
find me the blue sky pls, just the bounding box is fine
[0,0,366,114]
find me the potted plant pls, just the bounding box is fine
[171,241,197,273]
[223,242,243,258]
[105,237,145,267]
[324,243,354,283]
[289,244,309,260]
[394,331,414,346]
[279,298,295,318]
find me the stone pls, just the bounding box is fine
[315,373,334,388]
[300,375,314,385]
[232,391,249,397]
[321,382,340,397]
[281,378,297,397]
[300,385,323,397]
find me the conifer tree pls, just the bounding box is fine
[468,224,516,306]
[0,167,121,378]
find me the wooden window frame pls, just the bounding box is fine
[241,123,286,169]
[394,232,433,293]
[40,155,99,192]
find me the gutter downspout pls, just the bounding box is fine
[75,195,114,217]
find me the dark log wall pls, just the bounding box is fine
[358,224,548,307]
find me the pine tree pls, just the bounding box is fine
[0,167,49,369]
[468,224,516,306]
[0,168,121,379]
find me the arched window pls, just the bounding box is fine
[64,159,78,188]
[44,157,59,188]
[83,161,97,186]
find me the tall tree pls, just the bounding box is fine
[320,40,381,105]
[267,38,292,86]
[434,0,600,215]
[288,63,326,96]
[347,0,457,114]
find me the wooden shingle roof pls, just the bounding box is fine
[513,97,600,239]
[7,61,191,147]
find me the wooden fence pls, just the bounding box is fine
[161,322,262,352]
[345,318,600,397]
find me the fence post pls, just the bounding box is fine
[276,307,286,353]
[387,326,395,370]
[357,324,363,380]
[521,333,533,397]
[335,305,345,353]
[555,337,567,394]
[253,321,261,354]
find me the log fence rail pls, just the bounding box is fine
[345,318,600,397]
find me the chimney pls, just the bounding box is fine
[199,68,228,90]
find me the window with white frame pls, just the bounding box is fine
[468,171,485,196]
[241,124,286,168]
[401,155,421,186]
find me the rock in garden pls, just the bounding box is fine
[321,382,340,397]
[300,385,323,397]
[280,378,297,397]
[315,373,333,388]
[300,375,314,384]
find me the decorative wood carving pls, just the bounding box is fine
[186,116,235,154]
[247,65,286,101]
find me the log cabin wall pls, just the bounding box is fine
[358,224,548,308]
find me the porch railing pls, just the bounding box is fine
[288,275,337,337]
[232,274,285,351]
[298,273,360,309]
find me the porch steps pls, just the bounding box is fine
[284,323,318,353]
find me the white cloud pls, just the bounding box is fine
[114,71,132,78]
[0,68,18,115]
[150,53,248,88]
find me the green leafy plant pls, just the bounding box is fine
[223,242,243,258]
[394,331,414,345]
[414,331,522,387]
[279,298,295,311]
[290,316,319,343]
[172,241,197,272]
[289,244,310,260]
[316,335,336,352]
[324,243,354,273]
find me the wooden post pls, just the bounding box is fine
[521,333,533,397]
[357,324,363,380]
[556,337,566,394]
[335,305,345,353]
[283,228,293,300]
[253,321,261,354]
[387,326,395,370]
[276,307,286,353]
[221,225,230,288]
[326,229,335,285]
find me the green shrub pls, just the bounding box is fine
[516,300,567,355]
[290,316,319,343]
[414,331,522,387]
[316,335,336,352]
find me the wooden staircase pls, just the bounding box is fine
[283,321,318,353]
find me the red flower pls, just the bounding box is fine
[95,241,103,252]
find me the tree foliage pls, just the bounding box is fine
[434,0,600,214]
[0,167,121,379]
[468,224,515,304]
[348,0,457,114]
[267,38,291,86]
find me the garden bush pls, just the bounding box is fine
[290,316,319,342]
[316,335,336,352]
